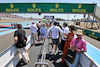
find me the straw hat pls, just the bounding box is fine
[75,29,83,36]
[42,23,46,27]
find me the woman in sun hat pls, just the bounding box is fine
[65,29,87,67]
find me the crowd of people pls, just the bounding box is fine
[14,21,87,67]
[30,21,47,44]
[11,23,18,28]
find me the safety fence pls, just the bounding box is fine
[77,52,99,67]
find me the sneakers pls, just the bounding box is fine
[26,60,30,64]
[52,49,55,52]
[53,52,56,55]
[58,50,62,53]
[59,52,63,55]
[52,49,56,55]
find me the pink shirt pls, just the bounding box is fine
[70,37,87,53]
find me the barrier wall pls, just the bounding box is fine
[78,53,99,67]
[75,27,100,41]
[0,33,32,67]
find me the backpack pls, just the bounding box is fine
[16,35,27,48]
[15,29,27,48]
[19,36,27,48]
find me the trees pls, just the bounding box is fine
[56,18,65,20]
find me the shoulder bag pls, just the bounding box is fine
[65,38,80,64]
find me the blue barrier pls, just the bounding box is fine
[0,29,17,36]
[86,42,100,65]
[0,25,30,36]
[0,28,10,31]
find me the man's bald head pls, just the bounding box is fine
[32,22,35,24]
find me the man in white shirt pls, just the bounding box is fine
[61,22,69,51]
[38,21,41,26]
[30,22,38,45]
[47,22,63,54]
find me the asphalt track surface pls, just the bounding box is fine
[82,35,100,49]
[0,29,31,53]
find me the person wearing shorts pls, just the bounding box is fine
[52,39,59,45]
[47,22,63,54]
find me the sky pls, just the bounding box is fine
[0,0,100,20]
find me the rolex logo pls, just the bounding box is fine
[78,4,82,8]
[10,3,14,8]
[92,32,95,35]
[55,3,59,8]
[32,3,36,8]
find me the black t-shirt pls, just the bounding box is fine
[14,29,26,48]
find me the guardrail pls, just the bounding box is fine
[77,52,100,67]
[0,33,32,67]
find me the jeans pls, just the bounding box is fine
[65,53,80,67]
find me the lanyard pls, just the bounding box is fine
[74,38,81,47]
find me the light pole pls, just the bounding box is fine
[74,15,76,25]
[68,13,69,21]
